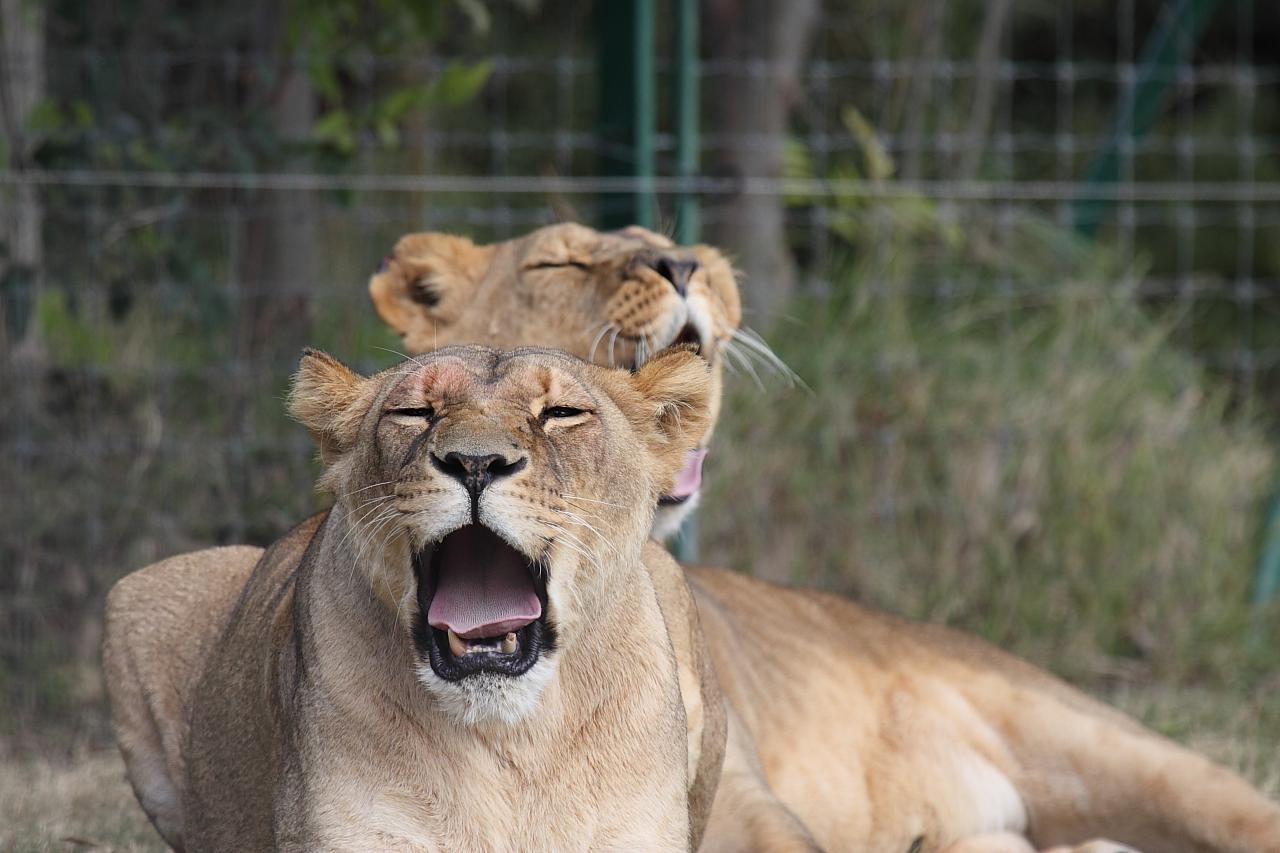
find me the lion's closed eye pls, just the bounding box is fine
[388,405,436,425]
[522,260,591,272]
[540,405,593,428]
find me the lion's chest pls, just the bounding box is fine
[296,731,687,852]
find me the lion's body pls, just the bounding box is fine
[104,347,726,852]
[103,544,264,846]
[690,565,1280,853]
[180,517,689,852]
[111,538,1280,853]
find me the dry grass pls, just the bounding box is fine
[1,685,1275,852]
[0,751,162,852]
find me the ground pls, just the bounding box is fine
[1,685,1276,852]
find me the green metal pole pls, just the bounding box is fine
[671,0,700,562]
[1254,482,1280,607]
[1071,0,1219,237]
[1069,0,1280,611]
[597,0,656,229]
[673,0,699,245]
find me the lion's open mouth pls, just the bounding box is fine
[658,448,708,507]
[656,323,709,507]
[413,525,553,682]
[671,322,703,355]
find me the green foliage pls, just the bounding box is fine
[289,0,495,156]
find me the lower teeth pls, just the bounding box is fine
[445,629,521,657]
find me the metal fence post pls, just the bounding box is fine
[671,0,700,563]
[596,0,656,230]
[1071,0,1220,237]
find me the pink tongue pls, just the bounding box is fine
[427,526,542,640]
[667,449,708,499]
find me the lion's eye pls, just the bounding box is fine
[525,260,590,271]
[542,405,588,420]
[390,406,435,419]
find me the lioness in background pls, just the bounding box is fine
[106,346,725,851]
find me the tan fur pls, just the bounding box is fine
[369,222,743,539]
[688,565,1280,853]
[104,347,726,852]
[103,544,265,847]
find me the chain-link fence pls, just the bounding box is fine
[2,0,1279,755]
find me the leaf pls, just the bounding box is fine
[378,84,434,123]
[307,59,343,103]
[431,60,493,107]
[312,109,356,156]
[842,105,895,182]
[375,117,400,148]
[25,98,66,134]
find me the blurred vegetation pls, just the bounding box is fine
[707,117,1279,687]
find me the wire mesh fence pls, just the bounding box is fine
[2,0,1279,754]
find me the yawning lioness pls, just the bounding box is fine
[105,346,725,851]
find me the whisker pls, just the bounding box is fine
[336,499,397,554]
[560,493,626,509]
[344,479,398,498]
[588,322,615,366]
[350,505,402,585]
[353,494,398,512]
[732,327,807,390]
[552,507,622,558]
[720,339,747,375]
[607,327,621,369]
[725,340,767,391]
[372,345,413,361]
[543,524,604,574]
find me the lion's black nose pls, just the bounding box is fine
[646,255,699,298]
[432,451,527,501]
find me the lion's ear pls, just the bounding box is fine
[288,348,372,464]
[369,232,494,337]
[627,345,713,486]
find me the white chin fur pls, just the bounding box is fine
[651,489,700,544]
[414,658,558,727]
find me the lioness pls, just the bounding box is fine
[104,345,726,851]
[689,565,1280,852]
[368,222,745,540]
